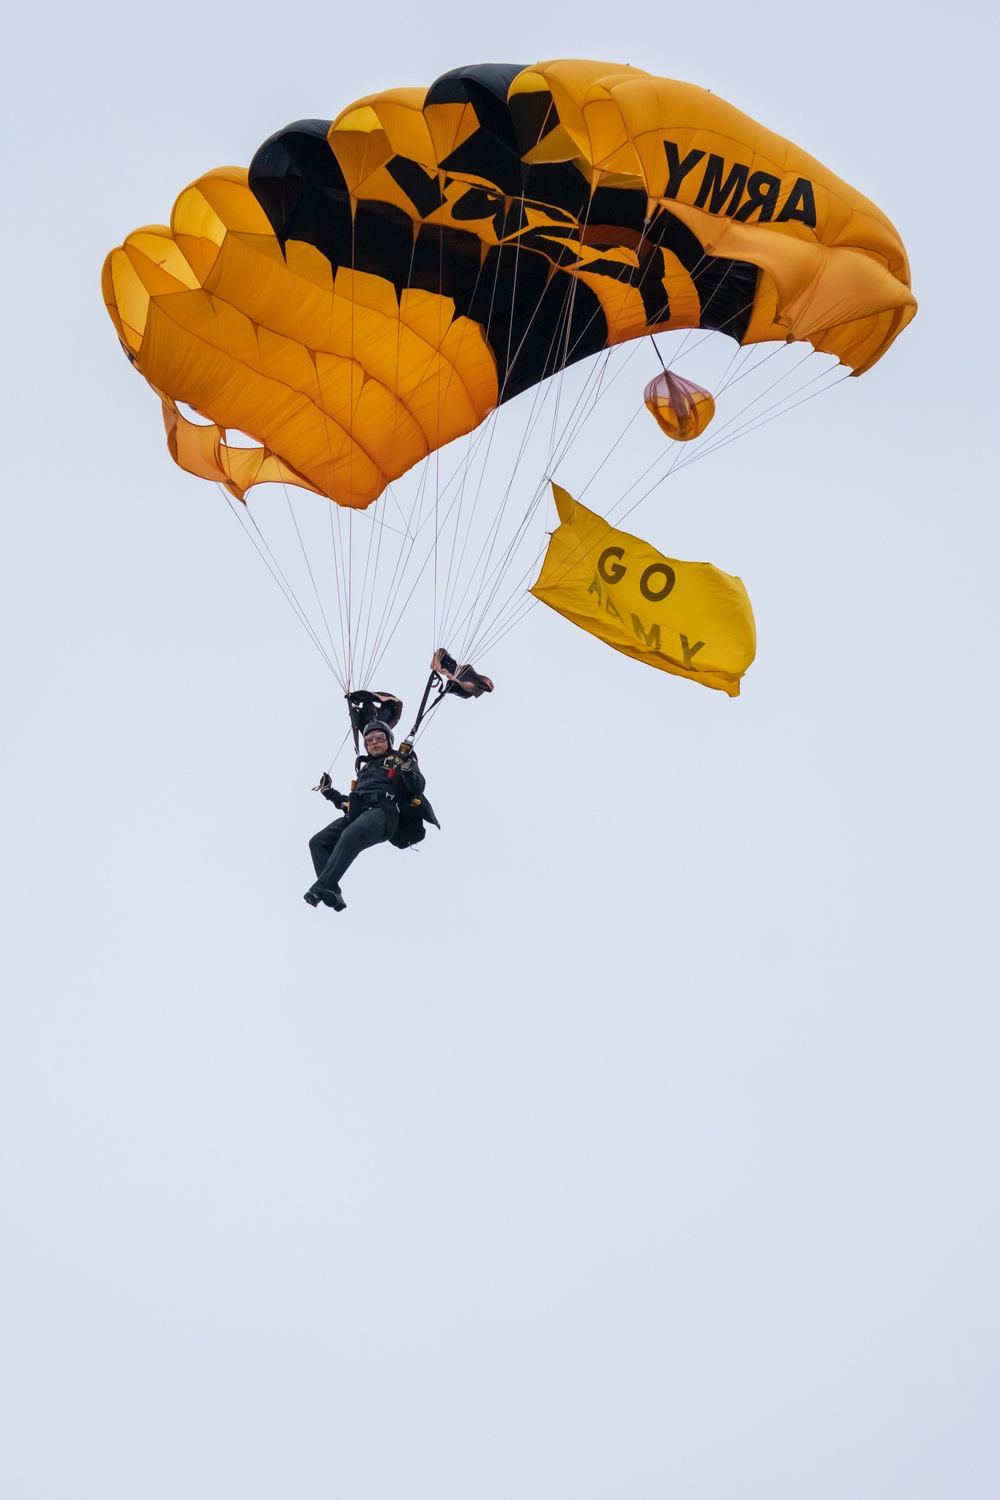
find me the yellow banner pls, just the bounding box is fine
[531,487,755,696]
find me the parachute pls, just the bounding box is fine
[644,371,716,441]
[102,60,914,713]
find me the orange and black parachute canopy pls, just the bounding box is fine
[103,60,915,511]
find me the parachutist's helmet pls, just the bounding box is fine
[362,720,394,748]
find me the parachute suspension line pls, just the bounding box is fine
[437,406,503,644]
[532,190,605,529]
[355,188,502,684]
[371,421,508,655]
[603,344,821,529]
[345,205,361,691]
[670,364,851,478]
[467,336,645,652]
[546,196,592,460]
[197,258,354,686]
[361,225,509,678]
[361,463,436,682]
[716,338,798,397]
[649,334,669,374]
[668,346,821,467]
[352,475,430,685]
[432,223,445,657]
[437,217,543,654]
[500,195,527,400]
[348,229,410,689]
[437,404,529,651]
[417,199,481,667]
[446,205,605,638]
[547,336,646,481]
[351,477,385,685]
[456,479,549,660]
[326,502,350,678]
[446,382,553,653]
[412,687,447,740]
[476,351,847,660]
[467,324,626,647]
[576,406,644,499]
[342,221,442,685]
[472,347,680,653]
[250,242,373,697]
[611,359,848,530]
[433,448,441,648]
[464,530,549,658]
[380,475,417,539]
[344,510,355,691]
[467,504,564,657]
[592,282,783,533]
[358,499,389,680]
[270,241,359,685]
[325,723,354,777]
[447,460,548,658]
[281,483,342,670]
[603,395,700,524]
[349,227,423,685]
[472,579,544,661]
[453,329,652,661]
[436,432,495,647]
[217,485,344,683]
[437,386,541,652]
[436,240,518,649]
[715,338,761,393]
[363,436,492,685]
[373,410,500,652]
[456,328,599,654]
[367,530,454,685]
[445,401,555,658]
[361,469,432,684]
[451,197,614,658]
[450,315,613,659]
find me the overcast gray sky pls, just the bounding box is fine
[2,3,997,1497]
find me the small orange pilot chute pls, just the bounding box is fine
[644,371,716,441]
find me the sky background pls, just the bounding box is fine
[2,3,998,1497]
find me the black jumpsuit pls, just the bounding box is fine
[307,751,426,901]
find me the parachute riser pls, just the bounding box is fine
[406,669,446,745]
[340,651,493,762]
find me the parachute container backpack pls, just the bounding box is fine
[102,60,915,711]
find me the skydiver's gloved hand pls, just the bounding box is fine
[397,750,425,797]
[313,772,347,806]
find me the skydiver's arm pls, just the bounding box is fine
[313,772,349,809]
[397,755,425,797]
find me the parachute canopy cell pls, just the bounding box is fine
[102,60,916,511]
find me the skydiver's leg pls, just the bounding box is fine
[309,817,348,878]
[318,807,392,892]
[304,808,394,908]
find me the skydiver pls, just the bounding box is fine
[303,721,431,912]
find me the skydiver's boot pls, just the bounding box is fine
[304,890,321,907]
[321,885,347,912]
